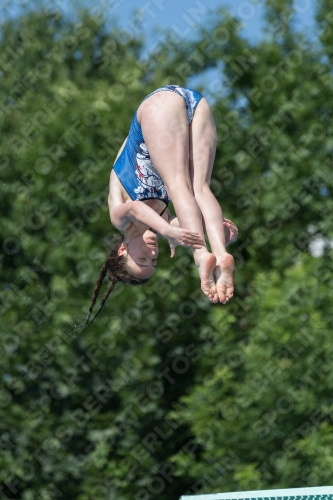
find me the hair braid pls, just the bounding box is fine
[84,234,150,329]
[86,280,116,327]
[84,261,108,328]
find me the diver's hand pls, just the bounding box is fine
[223,217,238,246]
[166,227,205,258]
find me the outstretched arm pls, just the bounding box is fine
[167,209,238,247]
[110,200,171,233]
[109,201,205,253]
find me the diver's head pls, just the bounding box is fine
[85,232,155,327]
[118,229,158,280]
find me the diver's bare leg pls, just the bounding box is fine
[138,91,218,302]
[189,97,234,304]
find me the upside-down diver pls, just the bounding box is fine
[86,84,238,326]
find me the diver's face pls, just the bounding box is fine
[118,230,158,279]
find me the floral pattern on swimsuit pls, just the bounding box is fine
[134,143,169,200]
[113,84,203,203]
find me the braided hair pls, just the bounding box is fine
[84,233,149,328]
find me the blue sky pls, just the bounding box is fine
[3,0,318,98]
[4,0,317,43]
[87,0,317,96]
[108,0,317,44]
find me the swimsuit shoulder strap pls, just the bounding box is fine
[148,204,169,231]
[159,205,168,217]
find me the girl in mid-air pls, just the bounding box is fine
[86,84,238,325]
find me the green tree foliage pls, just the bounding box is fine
[0,1,333,499]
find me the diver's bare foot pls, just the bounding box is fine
[214,253,234,304]
[196,252,218,303]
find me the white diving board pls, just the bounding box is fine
[180,486,333,500]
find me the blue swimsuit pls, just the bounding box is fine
[113,85,203,206]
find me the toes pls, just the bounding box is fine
[202,288,219,304]
[217,288,226,304]
[216,281,234,303]
[210,286,218,303]
[209,293,218,304]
